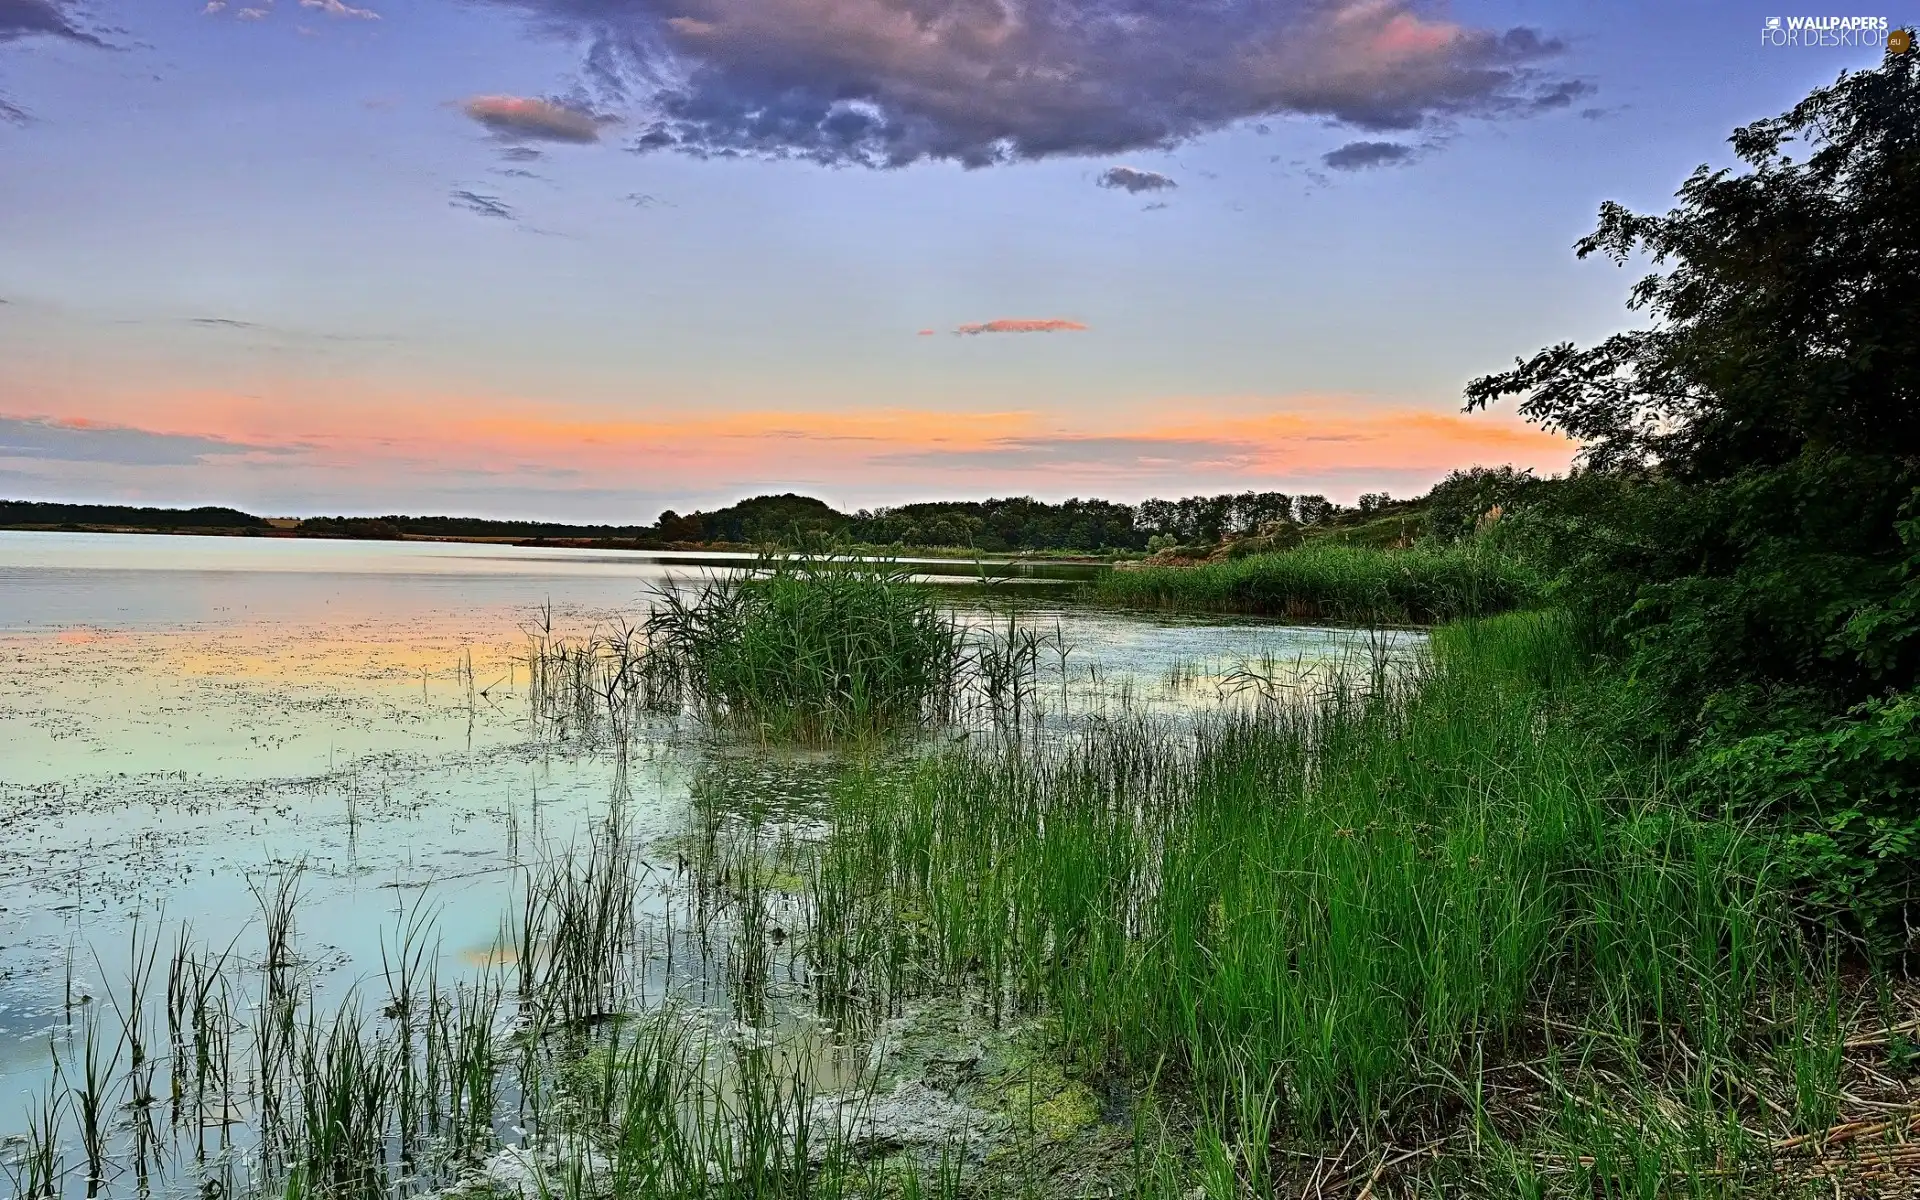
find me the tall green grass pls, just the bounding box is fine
[12,610,1879,1200]
[812,612,1842,1189]
[647,554,966,740]
[1093,541,1542,623]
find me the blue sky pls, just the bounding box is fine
[0,0,1902,519]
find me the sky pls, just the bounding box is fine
[0,1,1903,520]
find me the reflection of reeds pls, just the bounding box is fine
[58,1011,122,1194]
[7,807,897,1200]
[514,818,640,1026]
[6,1074,62,1200]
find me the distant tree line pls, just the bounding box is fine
[642,489,1454,553]
[296,515,655,540]
[0,487,1496,551]
[0,501,266,530]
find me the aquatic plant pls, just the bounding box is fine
[10,611,1910,1200]
[810,612,1867,1191]
[645,553,967,740]
[1093,540,1542,623]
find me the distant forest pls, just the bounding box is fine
[0,471,1532,553]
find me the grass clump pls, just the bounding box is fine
[813,612,1854,1191]
[647,552,966,740]
[1093,540,1541,623]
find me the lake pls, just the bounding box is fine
[0,531,1419,1196]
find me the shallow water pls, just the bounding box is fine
[0,531,1420,1187]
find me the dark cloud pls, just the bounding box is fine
[1529,78,1594,112]
[0,417,263,467]
[955,318,1087,335]
[0,0,107,46]
[462,94,607,142]
[449,189,516,220]
[495,166,544,178]
[876,435,1260,472]
[1097,165,1177,194]
[479,0,1571,168]
[1,0,109,121]
[1321,140,1414,170]
[1141,201,1170,211]
[169,315,401,346]
[499,144,545,161]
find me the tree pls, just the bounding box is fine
[1463,46,1920,713]
[1295,495,1336,526]
[1422,467,1543,543]
[1466,49,1920,477]
[1463,45,1920,945]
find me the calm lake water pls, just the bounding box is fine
[0,531,1419,1183]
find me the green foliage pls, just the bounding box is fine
[1421,466,1548,544]
[1093,541,1542,623]
[1690,689,1920,951]
[818,613,1815,1139]
[645,553,964,739]
[1465,52,1920,477]
[330,513,654,539]
[1464,50,1920,950]
[645,489,1435,555]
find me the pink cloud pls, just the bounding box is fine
[461,95,604,143]
[954,318,1089,336]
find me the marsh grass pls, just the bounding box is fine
[808,612,1875,1193]
[521,555,1055,744]
[523,605,671,744]
[0,798,925,1200]
[13,609,1914,1200]
[645,553,967,741]
[1094,541,1542,623]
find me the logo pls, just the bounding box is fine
[1892,27,1914,52]
[1761,15,1892,47]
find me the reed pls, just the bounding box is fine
[646,552,966,740]
[810,611,1847,1190]
[523,605,672,744]
[1093,541,1543,623]
[514,817,642,1025]
[7,608,1886,1200]
[60,1012,123,1194]
[6,1076,63,1200]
